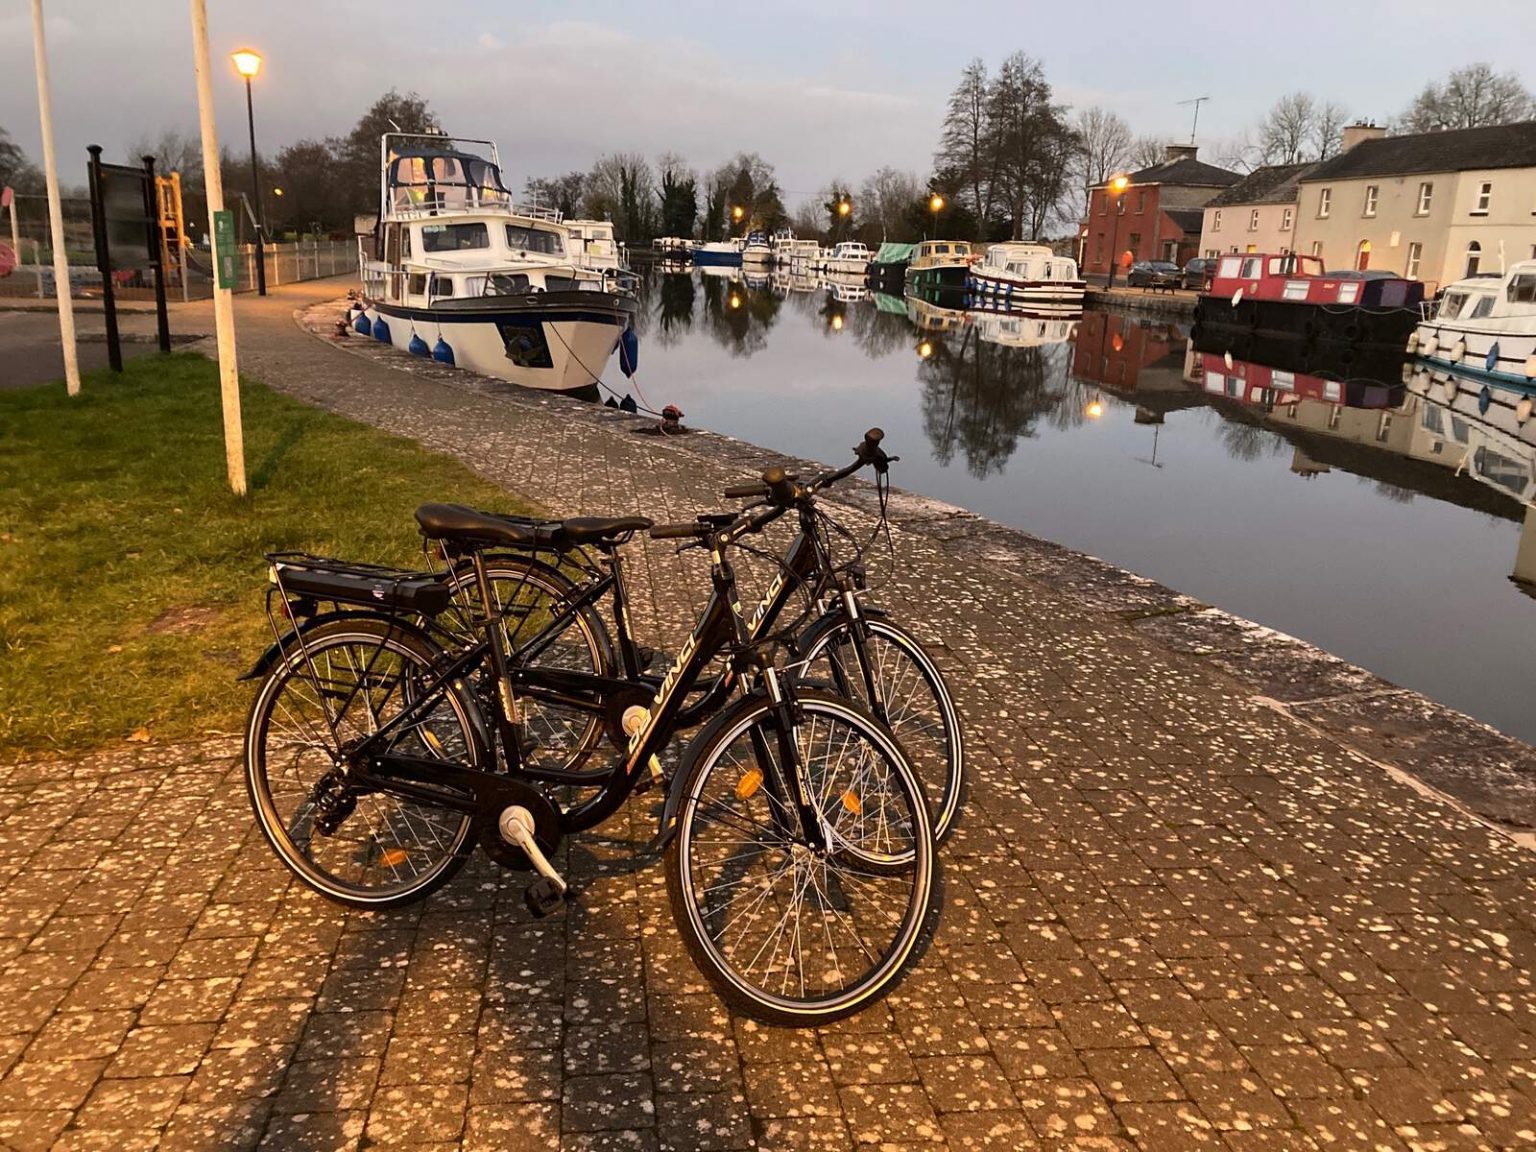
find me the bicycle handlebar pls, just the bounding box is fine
[721,428,896,507]
[650,522,706,540]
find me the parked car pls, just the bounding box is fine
[1181,258,1216,291]
[1126,261,1181,289]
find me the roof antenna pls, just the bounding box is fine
[1177,96,1210,145]
[387,118,402,132]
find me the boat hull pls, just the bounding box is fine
[364,291,636,393]
[691,248,742,268]
[907,264,969,293]
[967,269,1086,305]
[1194,295,1418,350]
[1412,317,1536,389]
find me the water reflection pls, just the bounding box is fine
[625,266,1536,740]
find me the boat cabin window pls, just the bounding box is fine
[1217,256,1242,279]
[934,244,950,255]
[384,224,401,266]
[1507,274,1536,304]
[1240,257,1262,279]
[422,223,490,252]
[1439,291,1469,319]
[505,225,564,255]
[431,276,455,298]
[407,272,427,295]
[1469,294,1495,319]
[484,273,532,295]
[544,274,579,293]
[388,152,510,212]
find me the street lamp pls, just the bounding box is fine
[231,48,266,296]
[730,204,745,230]
[928,193,944,239]
[1104,174,1129,291]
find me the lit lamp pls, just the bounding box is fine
[836,196,851,241]
[231,48,267,296]
[728,291,742,310]
[731,205,745,228]
[1086,393,1106,420]
[1104,174,1129,291]
[917,339,934,359]
[928,193,944,238]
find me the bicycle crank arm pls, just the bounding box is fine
[499,806,572,917]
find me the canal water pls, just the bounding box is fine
[618,268,1536,745]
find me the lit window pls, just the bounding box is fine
[1417,182,1433,215]
[1473,182,1492,215]
[1406,242,1422,279]
[1363,185,1378,217]
[1318,188,1332,218]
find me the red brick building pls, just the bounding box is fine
[1079,145,1242,278]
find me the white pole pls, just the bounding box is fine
[30,0,80,396]
[189,0,246,496]
[6,197,20,283]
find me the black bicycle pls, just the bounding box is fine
[428,429,966,841]
[243,493,935,1024]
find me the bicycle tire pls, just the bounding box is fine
[442,557,614,774]
[797,614,966,842]
[244,616,482,909]
[666,689,934,1026]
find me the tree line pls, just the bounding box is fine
[1,61,1531,250]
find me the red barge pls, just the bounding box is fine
[1193,252,1424,350]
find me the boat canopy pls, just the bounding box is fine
[872,242,915,264]
[387,149,512,213]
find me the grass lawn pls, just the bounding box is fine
[0,352,536,757]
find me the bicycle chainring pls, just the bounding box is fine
[475,776,563,872]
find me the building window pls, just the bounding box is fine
[1249,209,1260,231]
[1318,188,1331,218]
[1363,185,1378,217]
[1416,182,1433,215]
[1466,240,1482,276]
[1098,194,1107,216]
[1281,207,1293,231]
[1311,240,1323,258]
[1473,182,1492,215]
[1406,241,1422,279]
[1137,190,1146,214]
[1213,210,1222,231]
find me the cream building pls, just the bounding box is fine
[1197,162,1313,258]
[1292,121,1536,292]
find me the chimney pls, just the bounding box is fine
[1164,143,1199,164]
[1340,122,1387,152]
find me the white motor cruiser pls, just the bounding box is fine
[1412,261,1536,389]
[358,133,636,393]
[968,242,1086,306]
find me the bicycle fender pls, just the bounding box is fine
[645,692,766,854]
[787,601,889,658]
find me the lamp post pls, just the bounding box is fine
[231,48,266,296]
[836,195,851,242]
[730,204,745,236]
[928,193,944,239]
[1104,175,1129,290]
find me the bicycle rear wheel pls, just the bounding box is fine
[666,689,934,1026]
[799,615,965,842]
[244,616,481,909]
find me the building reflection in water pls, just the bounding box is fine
[1186,341,1536,595]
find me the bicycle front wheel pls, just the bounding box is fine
[245,616,481,909]
[666,689,935,1026]
[799,614,965,842]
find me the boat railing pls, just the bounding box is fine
[385,188,564,223]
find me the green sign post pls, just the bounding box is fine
[212,209,236,290]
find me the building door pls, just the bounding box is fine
[1466,241,1482,277]
[1355,240,1371,271]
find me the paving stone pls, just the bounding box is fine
[3,281,1536,1149]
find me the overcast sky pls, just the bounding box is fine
[4,0,1534,206]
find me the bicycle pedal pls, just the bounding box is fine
[525,876,568,918]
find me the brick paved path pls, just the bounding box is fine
[1,280,1532,1150]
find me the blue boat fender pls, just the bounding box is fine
[619,327,640,378]
[354,310,372,335]
[1486,341,1501,373]
[408,333,430,357]
[432,337,455,365]
[372,316,391,343]
[1479,386,1492,415]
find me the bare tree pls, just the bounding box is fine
[1073,107,1132,187]
[127,130,202,182]
[1209,133,1259,174]
[857,167,923,242]
[1311,101,1350,159]
[935,59,994,224]
[1130,135,1166,169]
[1258,93,1317,164]
[1400,63,1535,131]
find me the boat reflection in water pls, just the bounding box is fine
[1185,334,1536,592]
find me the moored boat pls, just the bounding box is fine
[691,238,743,267]
[1193,252,1423,349]
[867,242,915,294]
[905,239,973,293]
[968,242,1085,306]
[741,231,772,266]
[1411,262,1536,388]
[358,133,636,394]
[818,240,872,277]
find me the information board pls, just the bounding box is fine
[212,209,236,290]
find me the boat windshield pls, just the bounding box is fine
[388,150,511,213]
[505,225,565,255]
[421,222,490,252]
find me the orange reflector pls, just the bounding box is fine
[736,768,763,801]
[841,790,862,815]
[380,849,409,867]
